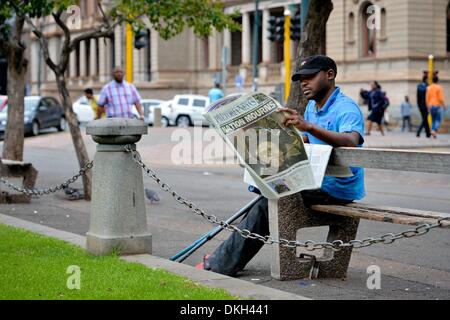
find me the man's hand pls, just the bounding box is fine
[277,108,313,132]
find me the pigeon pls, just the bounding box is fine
[145,188,160,203]
[63,185,79,195]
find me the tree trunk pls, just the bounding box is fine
[2,18,28,161]
[286,0,333,114]
[55,72,92,200]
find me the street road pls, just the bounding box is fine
[1,128,449,299]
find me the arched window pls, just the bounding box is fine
[348,12,355,42]
[447,2,450,53]
[361,2,377,57]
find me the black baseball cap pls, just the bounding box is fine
[291,55,337,81]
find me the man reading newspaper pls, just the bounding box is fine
[197,55,365,276]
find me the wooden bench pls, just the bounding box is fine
[269,148,450,280]
[0,158,38,203]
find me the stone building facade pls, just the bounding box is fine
[27,0,450,118]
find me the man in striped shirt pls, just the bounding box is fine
[97,67,145,120]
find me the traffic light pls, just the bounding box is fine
[267,16,284,42]
[134,30,148,50]
[290,14,301,41]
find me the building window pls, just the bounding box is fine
[361,2,377,57]
[380,8,387,39]
[203,38,209,69]
[231,17,242,66]
[447,2,450,53]
[348,12,355,42]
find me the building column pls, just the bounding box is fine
[79,40,87,78]
[223,29,231,66]
[98,38,107,82]
[69,48,76,84]
[133,47,141,82]
[262,9,271,63]
[105,38,113,81]
[114,25,123,68]
[90,38,97,78]
[242,12,251,65]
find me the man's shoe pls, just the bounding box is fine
[195,254,211,270]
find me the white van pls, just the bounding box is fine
[168,94,210,127]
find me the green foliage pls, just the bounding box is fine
[0,223,237,300]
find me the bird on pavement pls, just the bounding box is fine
[145,188,160,203]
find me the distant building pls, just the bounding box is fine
[26,0,450,115]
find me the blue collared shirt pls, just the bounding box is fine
[304,87,366,201]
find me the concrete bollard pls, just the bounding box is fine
[86,118,152,255]
[153,108,162,128]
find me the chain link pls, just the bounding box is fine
[0,161,93,196]
[125,145,449,252]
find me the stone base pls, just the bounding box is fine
[269,194,359,281]
[86,233,152,256]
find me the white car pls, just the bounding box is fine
[167,94,210,127]
[141,99,171,127]
[72,95,141,124]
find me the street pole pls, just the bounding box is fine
[126,23,133,83]
[251,0,260,92]
[427,54,434,129]
[428,54,434,85]
[284,9,291,103]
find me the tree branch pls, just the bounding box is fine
[70,19,122,51]
[24,16,58,73]
[52,10,71,70]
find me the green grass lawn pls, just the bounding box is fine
[0,223,236,300]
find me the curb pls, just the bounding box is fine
[0,213,309,301]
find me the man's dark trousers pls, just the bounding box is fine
[206,190,352,276]
[417,106,431,137]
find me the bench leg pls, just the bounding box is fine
[269,194,359,280]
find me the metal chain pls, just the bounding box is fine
[0,161,93,196]
[125,145,449,252]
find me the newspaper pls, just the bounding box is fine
[203,92,334,199]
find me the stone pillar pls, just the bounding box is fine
[98,38,107,82]
[105,38,113,80]
[90,38,97,77]
[242,12,251,65]
[79,40,87,78]
[262,9,271,63]
[223,29,231,65]
[114,25,123,68]
[69,49,76,81]
[86,118,152,255]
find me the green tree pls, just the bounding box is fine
[0,1,51,161]
[11,0,238,200]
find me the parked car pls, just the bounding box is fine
[140,99,171,127]
[0,96,66,137]
[0,95,7,111]
[72,95,141,124]
[167,94,210,127]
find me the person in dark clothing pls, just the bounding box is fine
[362,81,386,136]
[416,75,431,138]
[196,55,366,277]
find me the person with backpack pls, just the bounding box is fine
[364,81,386,136]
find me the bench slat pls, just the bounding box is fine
[311,204,450,229]
[347,203,450,220]
[330,148,450,175]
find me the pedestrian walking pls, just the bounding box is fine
[84,88,105,120]
[97,67,145,120]
[416,75,431,138]
[361,81,386,136]
[426,75,447,138]
[400,96,412,132]
[208,83,225,103]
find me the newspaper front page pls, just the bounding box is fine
[204,92,333,199]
